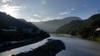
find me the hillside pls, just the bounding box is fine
[56,20,83,34]
[56,14,100,41]
[0,12,50,52]
[33,17,81,33]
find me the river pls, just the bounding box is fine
[0,34,100,56]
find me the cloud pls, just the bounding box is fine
[32,14,43,20]
[2,0,13,3]
[59,8,75,16]
[0,0,25,18]
[27,17,41,22]
[26,14,55,22]
[59,11,71,16]
[0,4,23,18]
[71,8,75,11]
[33,14,39,17]
[27,13,73,22]
[41,0,47,5]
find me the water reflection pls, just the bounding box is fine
[0,38,48,56]
[0,35,67,56]
[12,39,65,56]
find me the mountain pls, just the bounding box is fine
[56,20,83,34]
[33,17,81,33]
[56,14,100,41]
[0,12,50,41]
[0,12,50,52]
[0,12,38,29]
[78,14,100,38]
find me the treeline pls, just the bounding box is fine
[56,14,100,41]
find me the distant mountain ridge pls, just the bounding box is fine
[33,17,81,33]
[56,20,83,34]
[56,14,100,41]
[0,12,38,30]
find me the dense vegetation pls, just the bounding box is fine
[56,14,100,41]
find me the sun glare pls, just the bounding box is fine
[0,4,20,18]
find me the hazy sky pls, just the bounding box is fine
[0,0,100,22]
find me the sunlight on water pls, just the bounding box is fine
[0,36,67,56]
[0,38,48,56]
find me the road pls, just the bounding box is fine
[0,34,100,56]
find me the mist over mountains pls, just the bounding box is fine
[33,13,100,41]
[56,19,82,34]
[33,17,81,33]
[0,11,100,42]
[56,14,100,41]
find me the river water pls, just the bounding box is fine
[0,34,100,56]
